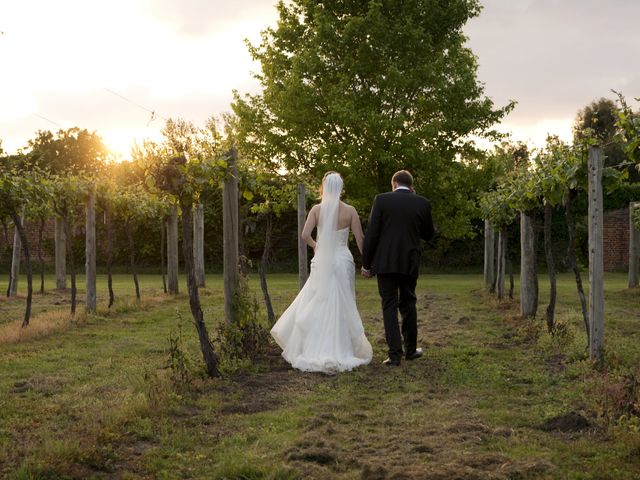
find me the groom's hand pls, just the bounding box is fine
[361,267,372,278]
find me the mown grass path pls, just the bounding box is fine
[0,274,638,479]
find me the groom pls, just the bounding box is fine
[361,170,435,366]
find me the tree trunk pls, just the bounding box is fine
[85,185,97,314]
[565,189,589,342]
[544,203,556,333]
[65,218,77,316]
[588,146,604,360]
[161,217,167,294]
[126,222,141,301]
[9,214,22,297]
[223,148,239,323]
[180,201,220,377]
[167,205,180,294]
[193,203,205,287]
[519,212,538,317]
[297,183,308,290]
[38,218,46,294]
[483,220,495,290]
[106,207,115,308]
[259,212,276,324]
[55,216,66,290]
[11,213,32,327]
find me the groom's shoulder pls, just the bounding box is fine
[373,191,396,206]
[417,194,431,205]
[376,191,394,200]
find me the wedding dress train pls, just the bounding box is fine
[271,227,373,373]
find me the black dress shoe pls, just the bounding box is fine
[405,348,423,361]
[383,358,401,366]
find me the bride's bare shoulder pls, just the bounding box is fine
[340,201,357,213]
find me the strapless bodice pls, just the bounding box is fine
[336,227,349,246]
[316,226,350,249]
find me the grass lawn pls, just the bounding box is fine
[0,272,639,479]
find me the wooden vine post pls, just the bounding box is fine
[223,148,239,323]
[167,205,180,294]
[8,213,23,297]
[483,219,495,290]
[628,202,640,288]
[193,203,206,288]
[496,230,506,300]
[85,184,97,313]
[297,183,308,290]
[520,212,537,317]
[588,146,604,361]
[54,217,66,290]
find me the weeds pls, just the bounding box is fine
[216,272,270,370]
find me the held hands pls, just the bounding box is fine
[360,267,373,278]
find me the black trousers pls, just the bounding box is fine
[377,273,418,360]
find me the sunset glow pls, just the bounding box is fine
[1,1,638,158]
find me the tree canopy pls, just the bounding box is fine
[233,0,514,237]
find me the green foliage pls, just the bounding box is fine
[0,166,49,221]
[614,92,640,166]
[233,0,514,238]
[111,184,164,229]
[477,141,533,229]
[138,118,229,207]
[480,136,625,230]
[478,184,517,229]
[242,169,298,218]
[49,174,90,223]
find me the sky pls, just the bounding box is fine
[1,0,639,159]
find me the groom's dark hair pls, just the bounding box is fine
[392,170,413,187]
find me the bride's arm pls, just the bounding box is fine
[350,207,365,255]
[301,205,319,250]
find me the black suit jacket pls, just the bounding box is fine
[362,189,435,278]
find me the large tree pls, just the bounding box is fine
[573,97,636,180]
[26,128,110,174]
[233,0,513,236]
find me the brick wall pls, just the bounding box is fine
[0,218,56,264]
[603,207,629,271]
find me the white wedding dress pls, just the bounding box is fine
[270,176,373,373]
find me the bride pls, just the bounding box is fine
[270,172,373,373]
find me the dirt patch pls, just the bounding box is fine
[218,359,322,416]
[544,353,567,374]
[10,380,32,394]
[445,422,493,435]
[539,412,591,432]
[287,448,338,465]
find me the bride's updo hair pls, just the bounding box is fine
[319,171,343,196]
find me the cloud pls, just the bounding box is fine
[142,0,278,37]
[465,0,640,140]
